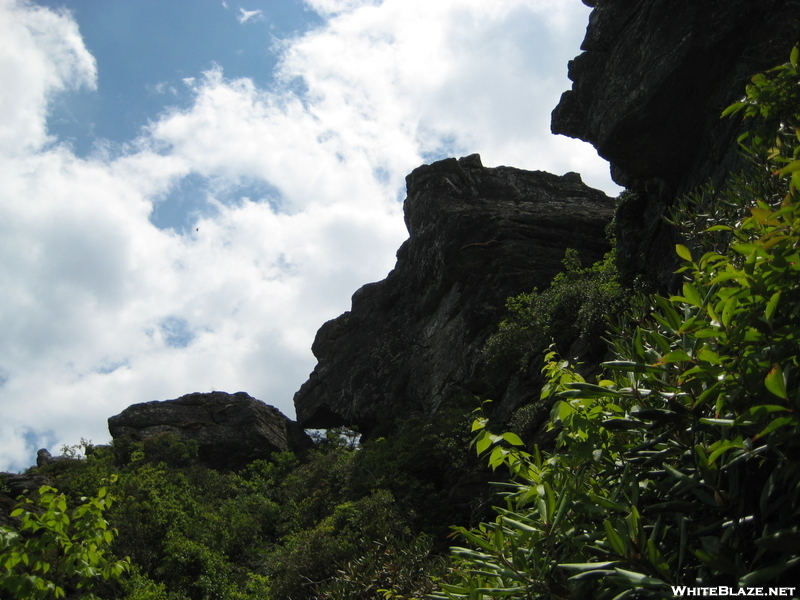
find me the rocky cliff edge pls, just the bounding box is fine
[552,0,800,288]
[294,154,614,435]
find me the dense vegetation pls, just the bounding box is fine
[1,404,482,600]
[2,45,799,600]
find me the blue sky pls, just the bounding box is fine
[0,0,619,471]
[39,0,323,229]
[45,2,320,148]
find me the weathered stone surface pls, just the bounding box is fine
[294,154,614,434]
[552,0,800,288]
[1,473,53,498]
[108,391,312,471]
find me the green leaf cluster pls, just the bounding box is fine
[0,483,130,600]
[723,45,800,192]
[434,45,800,599]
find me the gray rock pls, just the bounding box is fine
[108,391,313,471]
[36,448,77,467]
[551,0,800,288]
[1,473,52,528]
[1,473,53,499]
[294,154,614,434]
[36,448,53,467]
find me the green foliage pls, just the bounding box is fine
[109,458,280,599]
[722,45,800,191]
[675,44,800,259]
[5,400,477,600]
[484,247,626,375]
[433,45,800,599]
[0,484,130,600]
[308,426,362,451]
[314,532,449,600]
[138,433,200,468]
[346,407,477,536]
[261,406,476,599]
[265,489,405,598]
[120,569,170,600]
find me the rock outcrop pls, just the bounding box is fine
[552,0,800,288]
[108,391,312,471]
[1,473,53,499]
[36,448,80,467]
[294,154,614,435]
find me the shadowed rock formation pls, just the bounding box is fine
[552,0,800,288]
[108,391,312,471]
[294,154,614,435]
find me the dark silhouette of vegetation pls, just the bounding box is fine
[483,246,627,376]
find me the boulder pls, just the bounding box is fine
[108,391,313,471]
[552,0,800,288]
[36,448,79,467]
[294,154,614,434]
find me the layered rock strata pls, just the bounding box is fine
[294,154,614,434]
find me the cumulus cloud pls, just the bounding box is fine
[0,0,616,471]
[280,0,615,188]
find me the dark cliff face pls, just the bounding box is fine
[294,154,614,435]
[553,0,800,288]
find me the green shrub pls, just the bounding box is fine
[484,247,626,376]
[265,490,402,599]
[140,433,200,468]
[314,532,449,600]
[0,484,130,600]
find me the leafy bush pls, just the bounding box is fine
[261,406,477,599]
[484,247,626,376]
[264,490,405,599]
[107,458,281,599]
[139,433,200,468]
[0,484,130,600]
[433,45,800,599]
[346,406,477,536]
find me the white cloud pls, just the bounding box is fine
[284,0,617,189]
[303,0,381,18]
[0,0,618,471]
[237,7,264,24]
[0,0,96,154]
